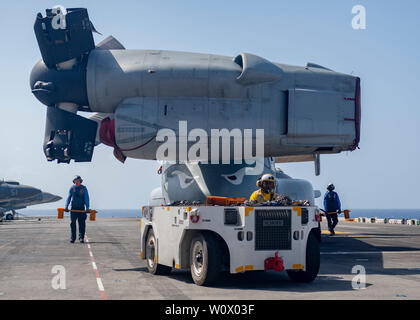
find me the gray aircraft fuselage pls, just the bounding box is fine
[0,181,41,204]
[29,8,361,205]
[0,181,61,216]
[30,8,361,164]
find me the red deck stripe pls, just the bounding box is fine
[85,235,108,300]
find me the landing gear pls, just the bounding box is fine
[4,210,18,221]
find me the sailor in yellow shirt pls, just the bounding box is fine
[249,174,278,204]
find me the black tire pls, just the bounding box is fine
[287,231,320,283]
[145,229,172,275]
[5,214,13,221]
[315,222,321,243]
[190,232,222,286]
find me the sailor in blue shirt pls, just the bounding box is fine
[65,176,90,243]
[323,183,341,236]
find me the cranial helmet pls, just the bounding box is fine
[256,174,276,192]
[327,183,335,191]
[73,175,83,184]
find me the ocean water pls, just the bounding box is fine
[349,209,420,220]
[21,208,420,220]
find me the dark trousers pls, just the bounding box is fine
[70,210,87,241]
[326,213,338,231]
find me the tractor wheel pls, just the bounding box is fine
[190,232,222,286]
[145,229,172,275]
[287,232,320,283]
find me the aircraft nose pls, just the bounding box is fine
[18,186,41,199]
[49,195,62,202]
[42,193,62,203]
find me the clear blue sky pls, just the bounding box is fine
[0,1,419,209]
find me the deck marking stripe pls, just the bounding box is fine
[85,235,107,300]
[0,242,12,249]
[93,269,100,279]
[99,290,107,300]
[321,251,420,255]
[96,278,105,291]
[321,230,349,235]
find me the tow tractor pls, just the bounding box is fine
[140,199,321,286]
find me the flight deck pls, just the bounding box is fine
[0,216,419,300]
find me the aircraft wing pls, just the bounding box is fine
[275,154,321,176]
[275,155,317,163]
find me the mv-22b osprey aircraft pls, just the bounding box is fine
[30,7,361,204]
